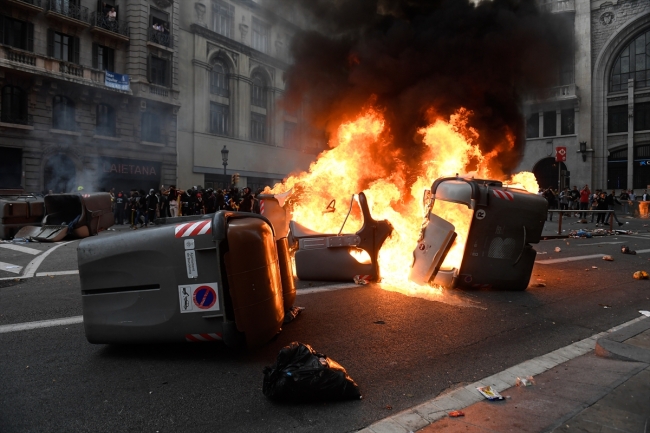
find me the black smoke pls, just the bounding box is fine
[270,0,572,179]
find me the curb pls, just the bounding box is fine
[358,315,647,433]
[595,316,650,363]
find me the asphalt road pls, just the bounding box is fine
[2,220,650,433]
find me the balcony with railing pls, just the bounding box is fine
[90,11,129,42]
[539,0,575,13]
[0,113,33,128]
[148,28,172,49]
[6,0,42,12]
[45,0,90,28]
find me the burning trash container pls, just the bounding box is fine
[78,211,296,348]
[0,190,44,240]
[410,177,547,291]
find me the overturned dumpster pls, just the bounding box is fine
[0,190,44,240]
[78,211,297,347]
[15,193,114,241]
[410,177,547,291]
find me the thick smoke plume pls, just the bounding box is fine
[270,0,572,180]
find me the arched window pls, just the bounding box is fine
[52,95,75,130]
[610,29,650,92]
[141,112,162,143]
[1,85,28,125]
[96,104,116,136]
[251,72,267,108]
[210,60,229,97]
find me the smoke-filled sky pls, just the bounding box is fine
[268,0,572,177]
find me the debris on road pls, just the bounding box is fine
[263,342,362,402]
[530,282,546,288]
[640,310,650,317]
[554,247,562,253]
[599,304,611,308]
[283,306,305,324]
[622,246,637,255]
[602,255,614,261]
[477,385,505,401]
[633,270,649,280]
[373,320,386,325]
[448,410,465,417]
[354,274,371,285]
[592,266,598,269]
[516,376,535,387]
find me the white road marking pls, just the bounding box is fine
[576,241,625,246]
[0,316,83,334]
[35,270,79,277]
[0,244,42,255]
[0,241,73,281]
[537,248,650,264]
[0,262,23,274]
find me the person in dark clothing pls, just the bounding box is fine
[215,189,225,211]
[239,187,253,212]
[180,189,192,216]
[595,192,608,226]
[146,189,158,225]
[605,190,623,226]
[205,189,216,214]
[114,191,126,225]
[129,191,140,229]
[543,188,556,221]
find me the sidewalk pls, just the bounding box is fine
[360,316,650,433]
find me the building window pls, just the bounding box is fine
[149,8,171,47]
[525,113,539,138]
[607,147,628,190]
[251,73,266,108]
[92,44,115,71]
[543,111,556,137]
[635,102,650,131]
[141,112,162,143]
[560,109,574,135]
[252,17,269,53]
[212,1,234,38]
[251,112,266,142]
[610,30,650,92]
[149,55,169,86]
[52,95,75,130]
[47,30,80,64]
[210,60,229,97]
[608,105,628,133]
[284,122,298,148]
[1,85,28,125]
[0,16,34,51]
[96,104,116,136]
[210,102,229,135]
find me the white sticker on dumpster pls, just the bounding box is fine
[185,250,198,278]
[178,283,219,313]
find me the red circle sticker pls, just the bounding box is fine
[193,285,217,309]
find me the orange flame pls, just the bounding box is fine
[270,107,538,291]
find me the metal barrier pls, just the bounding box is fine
[547,209,621,235]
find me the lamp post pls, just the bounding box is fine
[221,145,229,175]
[579,141,587,162]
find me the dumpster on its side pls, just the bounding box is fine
[410,177,547,291]
[78,211,296,348]
[0,191,44,240]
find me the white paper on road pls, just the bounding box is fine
[640,310,650,317]
[0,262,23,274]
[0,244,42,255]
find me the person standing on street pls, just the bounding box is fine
[579,185,591,220]
[114,191,126,225]
[605,190,624,226]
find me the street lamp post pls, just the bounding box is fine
[221,145,229,175]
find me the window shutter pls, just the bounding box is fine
[73,37,80,64]
[47,29,54,57]
[26,22,34,52]
[107,48,114,72]
[92,43,98,69]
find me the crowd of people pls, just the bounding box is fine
[109,185,263,229]
[540,185,650,226]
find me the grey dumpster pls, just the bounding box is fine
[410,177,547,291]
[78,211,290,348]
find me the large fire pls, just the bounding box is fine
[269,107,538,296]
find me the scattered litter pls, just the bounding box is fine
[530,282,546,288]
[515,376,535,387]
[385,405,392,410]
[263,342,362,402]
[373,320,386,325]
[602,255,614,261]
[592,266,598,269]
[644,224,649,227]
[622,246,637,255]
[283,306,304,324]
[448,410,465,417]
[537,251,547,255]
[353,275,371,285]
[599,304,611,308]
[633,271,649,280]
[477,386,505,401]
[554,247,562,253]
[640,310,650,317]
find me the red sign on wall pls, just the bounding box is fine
[556,146,567,162]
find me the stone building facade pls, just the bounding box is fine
[177,0,318,192]
[0,0,180,194]
[519,0,650,193]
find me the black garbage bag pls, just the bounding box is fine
[263,342,361,402]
